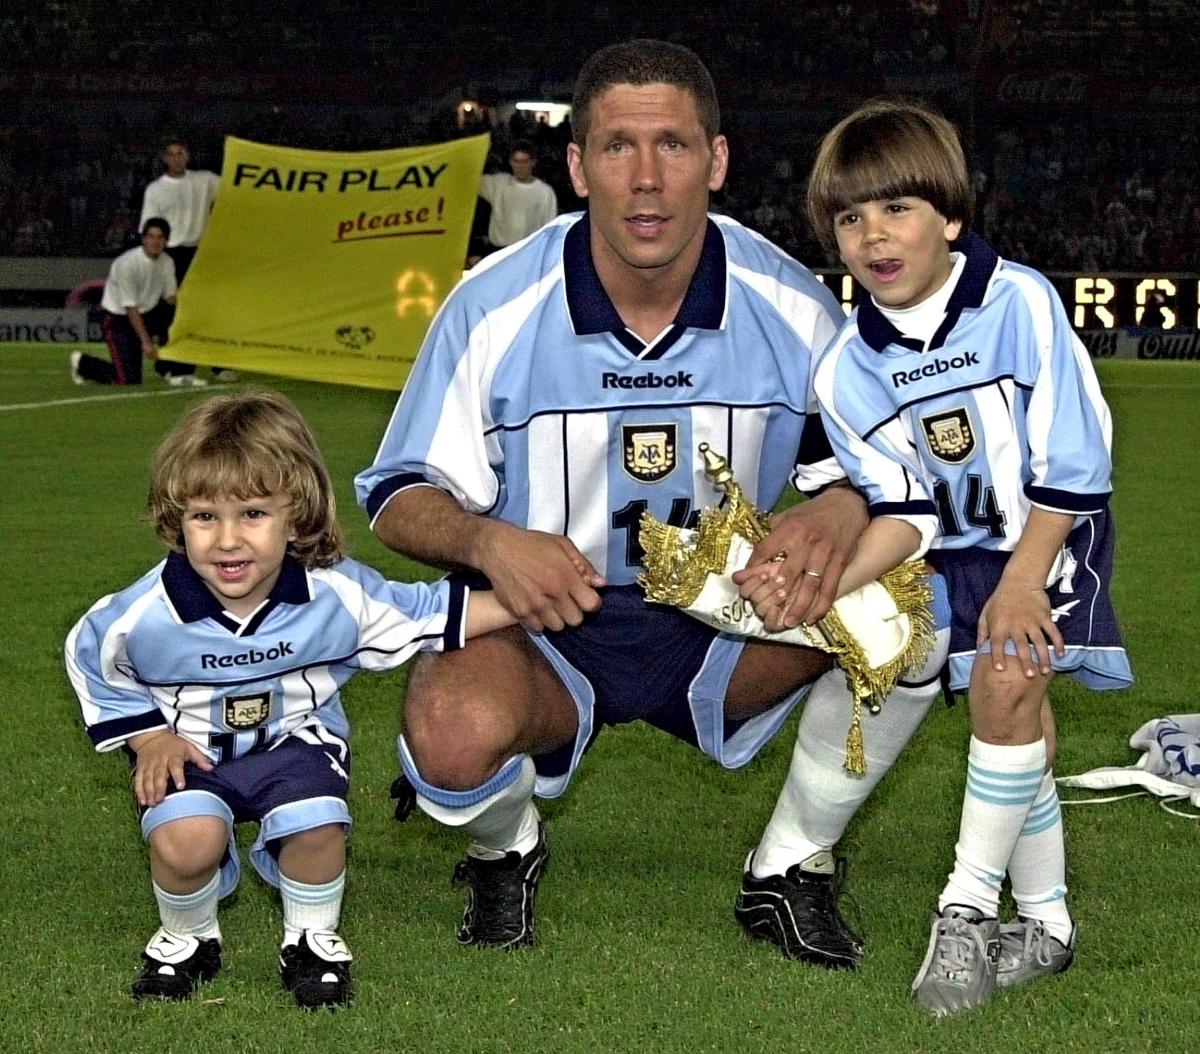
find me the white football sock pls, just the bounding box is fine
[939,736,1046,918]
[280,870,345,947]
[752,660,941,878]
[405,746,541,859]
[153,871,221,941]
[1007,770,1073,943]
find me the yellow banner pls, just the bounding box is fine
[167,134,490,390]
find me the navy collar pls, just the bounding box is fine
[855,233,999,353]
[162,550,312,631]
[563,214,727,338]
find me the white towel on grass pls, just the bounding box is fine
[1057,714,1200,816]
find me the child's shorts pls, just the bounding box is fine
[138,723,352,897]
[928,508,1133,693]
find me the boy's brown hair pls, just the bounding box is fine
[807,98,972,255]
[147,389,344,567]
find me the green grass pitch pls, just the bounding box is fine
[1,344,1197,1053]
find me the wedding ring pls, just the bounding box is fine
[803,569,823,579]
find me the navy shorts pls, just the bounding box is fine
[927,509,1133,692]
[138,726,353,894]
[526,586,803,797]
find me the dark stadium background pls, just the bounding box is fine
[2,0,1198,333]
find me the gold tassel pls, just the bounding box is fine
[819,560,936,713]
[844,696,866,775]
[823,560,936,773]
[638,444,774,608]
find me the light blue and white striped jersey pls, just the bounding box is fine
[814,235,1113,554]
[66,552,467,761]
[356,213,845,585]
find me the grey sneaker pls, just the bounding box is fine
[911,905,1001,1016]
[996,918,1075,989]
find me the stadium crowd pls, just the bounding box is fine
[3,0,1197,273]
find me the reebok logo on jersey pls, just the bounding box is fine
[602,370,694,390]
[200,641,295,669]
[891,351,980,387]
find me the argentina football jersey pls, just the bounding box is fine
[356,212,845,587]
[66,552,467,762]
[816,235,1130,691]
[815,235,1113,555]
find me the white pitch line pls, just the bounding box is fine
[0,387,205,412]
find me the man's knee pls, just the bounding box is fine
[404,688,522,789]
[403,637,575,790]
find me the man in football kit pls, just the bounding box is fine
[66,391,522,1007]
[355,40,948,965]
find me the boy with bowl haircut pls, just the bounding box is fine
[804,99,1133,1015]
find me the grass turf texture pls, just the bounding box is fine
[1,344,1196,1053]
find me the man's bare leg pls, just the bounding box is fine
[399,627,578,948]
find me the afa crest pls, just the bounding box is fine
[224,692,270,730]
[921,408,976,464]
[622,424,676,482]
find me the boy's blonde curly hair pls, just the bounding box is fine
[147,389,344,568]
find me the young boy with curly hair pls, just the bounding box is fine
[65,390,555,1007]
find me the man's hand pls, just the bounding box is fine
[129,731,214,807]
[977,577,1065,679]
[141,337,157,359]
[731,487,868,630]
[473,520,604,632]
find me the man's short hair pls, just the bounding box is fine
[141,217,172,240]
[807,98,972,255]
[571,39,720,146]
[509,139,536,159]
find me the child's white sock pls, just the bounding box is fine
[153,871,221,941]
[938,736,1046,918]
[1007,770,1074,944]
[280,870,345,947]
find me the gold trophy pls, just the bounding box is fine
[638,444,935,774]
